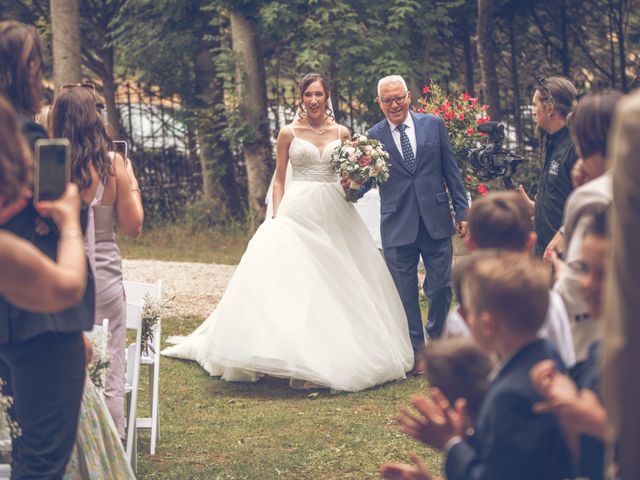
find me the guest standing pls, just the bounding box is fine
[50,86,144,437]
[0,21,95,479]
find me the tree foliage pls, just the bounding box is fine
[2,0,639,223]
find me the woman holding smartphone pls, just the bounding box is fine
[0,97,87,311]
[50,86,144,438]
[0,21,96,478]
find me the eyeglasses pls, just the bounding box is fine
[537,77,555,105]
[379,91,409,107]
[60,82,96,94]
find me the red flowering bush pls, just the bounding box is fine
[418,81,492,196]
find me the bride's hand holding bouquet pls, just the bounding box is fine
[331,134,391,202]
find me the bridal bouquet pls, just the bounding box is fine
[331,134,391,202]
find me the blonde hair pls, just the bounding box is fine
[461,252,550,335]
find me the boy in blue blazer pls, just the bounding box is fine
[385,252,573,480]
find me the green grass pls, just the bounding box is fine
[134,315,442,479]
[119,224,250,265]
[121,222,443,478]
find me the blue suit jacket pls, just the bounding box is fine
[366,112,468,248]
[445,339,574,480]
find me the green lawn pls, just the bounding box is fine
[123,223,442,478]
[119,224,250,265]
[134,315,442,479]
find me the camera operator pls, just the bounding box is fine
[518,76,577,258]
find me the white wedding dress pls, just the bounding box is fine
[162,127,413,391]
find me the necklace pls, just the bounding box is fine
[306,117,327,135]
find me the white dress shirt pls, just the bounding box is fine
[443,290,576,368]
[387,114,417,159]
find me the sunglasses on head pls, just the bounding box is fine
[537,77,555,105]
[60,83,104,113]
[60,83,97,95]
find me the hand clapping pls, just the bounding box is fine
[380,453,439,480]
[396,388,463,451]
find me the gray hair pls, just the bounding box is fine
[377,75,408,97]
[535,76,577,119]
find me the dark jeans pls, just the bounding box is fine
[0,332,85,479]
[384,220,453,351]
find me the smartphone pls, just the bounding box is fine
[113,140,128,161]
[34,138,71,202]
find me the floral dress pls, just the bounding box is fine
[63,380,135,479]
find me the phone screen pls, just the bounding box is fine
[113,140,128,160]
[37,143,69,201]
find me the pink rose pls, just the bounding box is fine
[358,156,372,167]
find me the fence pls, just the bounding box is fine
[117,81,541,223]
[115,82,200,223]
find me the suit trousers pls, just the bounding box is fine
[384,219,453,351]
[0,332,85,479]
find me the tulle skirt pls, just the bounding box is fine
[163,180,413,392]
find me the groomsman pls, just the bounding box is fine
[356,75,468,372]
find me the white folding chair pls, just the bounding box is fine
[124,301,143,472]
[123,280,162,455]
[0,464,9,479]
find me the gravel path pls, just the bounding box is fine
[122,259,236,318]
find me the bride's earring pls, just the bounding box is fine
[325,106,333,119]
[299,103,306,118]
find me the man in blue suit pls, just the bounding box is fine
[361,75,468,370]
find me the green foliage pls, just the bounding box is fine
[7,0,640,223]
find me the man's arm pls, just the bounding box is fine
[437,118,468,223]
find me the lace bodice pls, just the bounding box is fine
[288,137,340,183]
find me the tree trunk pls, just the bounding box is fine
[508,19,524,149]
[559,0,571,76]
[100,47,126,140]
[476,0,501,120]
[616,0,628,92]
[608,1,617,88]
[50,0,82,92]
[193,44,242,218]
[229,9,271,226]
[462,18,475,96]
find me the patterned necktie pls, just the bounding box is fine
[396,123,415,173]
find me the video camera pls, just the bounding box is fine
[468,121,524,189]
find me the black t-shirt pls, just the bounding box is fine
[533,127,577,255]
[0,116,95,343]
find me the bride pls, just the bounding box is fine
[163,73,413,391]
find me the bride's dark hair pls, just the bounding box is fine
[298,73,333,119]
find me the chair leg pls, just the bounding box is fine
[148,363,154,416]
[150,361,160,454]
[132,426,137,473]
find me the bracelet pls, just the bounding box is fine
[60,229,82,240]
